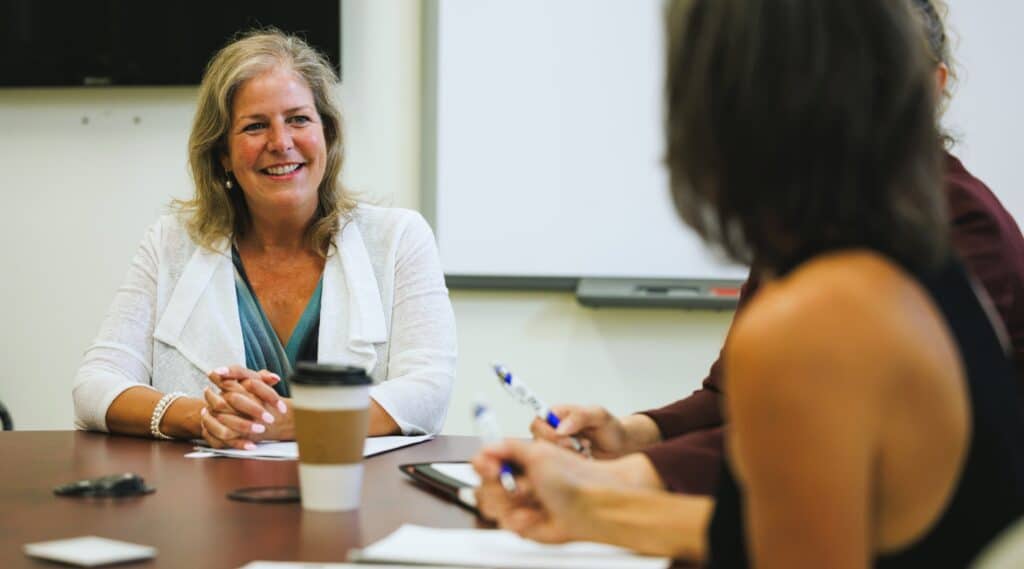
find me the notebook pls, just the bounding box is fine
[351,524,670,569]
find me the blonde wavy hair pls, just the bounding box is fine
[176,29,354,256]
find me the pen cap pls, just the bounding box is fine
[472,395,493,417]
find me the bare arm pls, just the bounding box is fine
[368,398,400,435]
[724,286,878,568]
[619,413,664,451]
[105,386,204,439]
[577,486,714,559]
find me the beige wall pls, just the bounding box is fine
[0,0,733,435]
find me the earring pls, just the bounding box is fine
[225,177,233,190]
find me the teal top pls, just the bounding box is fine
[231,247,323,397]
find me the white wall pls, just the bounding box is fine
[942,0,1024,225]
[0,0,731,435]
[0,88,196,430]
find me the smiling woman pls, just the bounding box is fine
[71,30,457,449]
[222,68,328,217]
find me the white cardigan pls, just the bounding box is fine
[73,205,457,435]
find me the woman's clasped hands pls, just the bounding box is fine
[200,365,292,450]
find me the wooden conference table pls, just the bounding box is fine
[0,431,483,568]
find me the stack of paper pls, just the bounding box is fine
[352,524,670,569]
[186,435,433,460]
[239,560,452,564]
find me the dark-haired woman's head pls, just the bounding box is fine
[913,0,957,146]
[665,0,948,274]
[913,0,955,101]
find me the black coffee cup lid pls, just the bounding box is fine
[289,362,372,386]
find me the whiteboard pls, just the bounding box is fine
[424,0,748,283]
[423,0,1024,284]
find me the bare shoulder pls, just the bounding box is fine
[726,251,932,401]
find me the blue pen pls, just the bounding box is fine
[493,364,586,454]
[473,399,517,493]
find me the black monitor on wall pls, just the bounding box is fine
[0,1,341,87]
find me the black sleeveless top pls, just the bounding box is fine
[707,258,1024,568]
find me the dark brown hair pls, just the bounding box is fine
[914,0,955,95]
[913,0,957,146]
[665,0,948,273]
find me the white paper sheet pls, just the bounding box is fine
[431,462,481,487]
[353,524,670,569]
[24,536,156,567]
[241,563,454,569]
[186,435,433,460]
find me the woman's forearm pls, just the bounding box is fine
[107,387,406,440]
[368,398,401,436]
[578,485,714,561]
[621,413,664,452]
[105,386,204,439]
[608,453,668,490]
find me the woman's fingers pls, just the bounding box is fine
[256,369,282,386]
[205,386,269,425]
[207,365,259,390]
[203,387,233,414]
[200,422,227,449]
[200,408,254,450]
[242,373,288,414]
[551,404,607,436]
[207,366,288,416]
[530,419,581,452]
[475,479,516,521]
[473,439,547,489]
[199,408,222,448]
[529,417,559,440]
[225,390,276,424]
[473,451,515,520]
[199,406,236,442]
[471,447,502,479]
[224,364,258,379]
[473,441,546,523]
[212,409,268,438]
[476,439,530,464]
[205,385,274,425]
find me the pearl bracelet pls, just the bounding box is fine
[150,392,185,440]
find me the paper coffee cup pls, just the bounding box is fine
[289,362,372,511]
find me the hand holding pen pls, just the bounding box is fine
[470,438,594,544]
[473,399,518,492]
[493,364,588,456]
